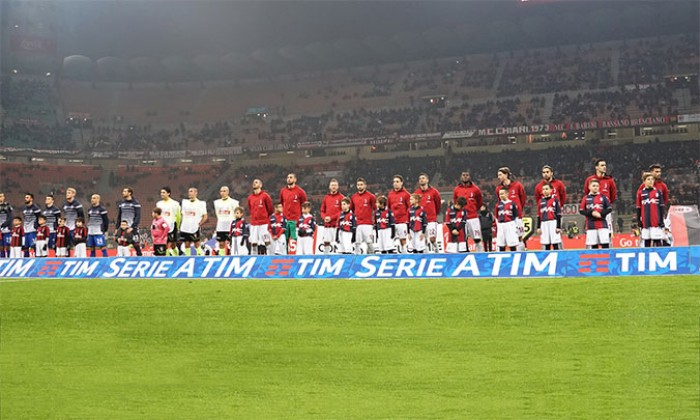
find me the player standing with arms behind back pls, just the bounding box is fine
[0,193,14,258]
[414,173,442,252]
[280,173,307,253]
[117,187,143,256]
[214,186,239,255]
[180,187,208,256]
[320,178,344,254]
[496,167,526,251]
[583,159,617,244]
[247,179,274,255]
[156,187,181,256]
[351,177,376,254]
[453,171,484,251]
[387,175,411,253]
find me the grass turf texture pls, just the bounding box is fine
[1,277,698,419]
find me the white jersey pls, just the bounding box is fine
[180,199,207,234]
[214,198,239,232]
[156,199,181,233]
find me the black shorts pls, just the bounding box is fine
[167,226,179,244]
[128,228,140,244]
[153,244,167,256]
[216,231,231,242]
[180,231,200,243]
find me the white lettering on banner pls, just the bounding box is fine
[297,258,344,277]
[59,260,99,277]
[488,253,509,276]
[172,259,196,277]
[615,252,677,272]
[356,256,446,278]
[0,259,34,277]
[452,254,480,276]
[523,253,558,276]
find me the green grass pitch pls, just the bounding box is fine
[1,276,698,418]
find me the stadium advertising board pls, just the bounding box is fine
[1,247,697,280]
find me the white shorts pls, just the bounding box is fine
[297,236,314,255]
[394,223,408,240]
[249,224,270,245]
[271,235,287,255]
[322,226,337,244]
[605,213,613,231]
[74,243,87,258]
[338,231,354,253]
[586,228,611,246]
[641,227,665,240]
[10,247,23,258]
[117,245,131,256]
[426,222,438,239]
[35,239,48,257]
[515,218,524,237]
[231,236,249,256]
[466,218,482,240]
[540,220,562,245]
[496,221,519,248]
[409,231,426,252]
[56,247,68,257]
[356,225,374,244]
[445,241,468,253]
[376,228,395,252]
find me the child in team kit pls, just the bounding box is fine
[229,207,250,256]
[150,207,170,256]
[72,217,88,258]
[579,179,613,249]
[445,196,468,253]
[10,217,24,258]
[536,183,563,250]
[408,194,427,253]
[115,220,133,257]
[55,217,71,257]
[296,202,317,255]
[636,172,668,248]
[35,215,51,257]
[374,196,396,254]
[336,198,356,254]
[495,188,521,252]
[269,203,287,255]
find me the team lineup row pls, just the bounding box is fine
[0,160,671,258]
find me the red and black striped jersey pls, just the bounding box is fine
[636,187,665,229]
[409,206,428,233]
[11,225,24,247]
[338,211,356,233]
[297,214,316,237]
[579,193,612,229]
[55,226,70,248]
[36,225,50,241]
[496,200,520,223]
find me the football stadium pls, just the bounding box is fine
[1,1,699,418]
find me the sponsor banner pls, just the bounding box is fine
[10,35,57,54]
[677,114,700,123]
[690,246,700,273]
[442,116,675,139]
[1,246,696,279]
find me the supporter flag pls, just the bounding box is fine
[667,205,700,246]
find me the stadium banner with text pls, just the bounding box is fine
[442,115,675,139]
[0,247,697,280]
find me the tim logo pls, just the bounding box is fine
[37,260,62,276]
[577,253,610,273]
[266,258,294,276]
